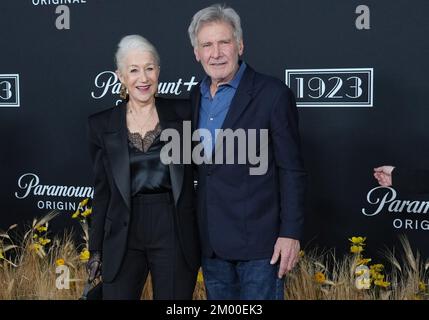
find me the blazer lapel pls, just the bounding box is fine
[192,88,201,132]
[212,66,255,158]
[156,98,184,206]
[103,102,131,211]
[169,163,183,206]
[220,66,254,131]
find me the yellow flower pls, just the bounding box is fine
[79,198,89,207]
[80,249,90,261]
[372,273,385,281]
[56,258,65,266]
[0,250,4,260]
[350,245,364,254]
[72,209,80,219]
[349,237,366,245]
[299,250,305,257]
[314,272,326,284]
[419,281,426,292]
[370,264,384,272]
[36,225,48,233]
[197,270,204,283]
[357,258,372,265]
[81,208,93,217]
[32,243,42,252]
[33,234,38,239]
[38,238,51,246]
[374,280,390,288]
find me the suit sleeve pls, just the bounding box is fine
[87,117,110,252]
[270,86,307,241]
[393,167,429,194]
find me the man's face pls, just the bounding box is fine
[194,21,244,86]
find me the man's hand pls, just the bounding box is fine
[270,237,300,278]
[373,165,395,187]
[86,251,102,282]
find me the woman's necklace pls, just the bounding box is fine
[128,104,155,136]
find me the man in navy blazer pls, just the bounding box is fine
[188,4,307,300]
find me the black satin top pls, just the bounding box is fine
[129,133,172,196]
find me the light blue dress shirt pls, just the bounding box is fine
[198,62,247,157]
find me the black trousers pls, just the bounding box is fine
[102,192,197,300]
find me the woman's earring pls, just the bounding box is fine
[119,84,128,100]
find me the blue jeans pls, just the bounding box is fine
[202,257,284,300]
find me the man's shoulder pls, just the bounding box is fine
[157,95,190,106]
[157,96,192,121]
[250,68,292,96]
[251,67,285,86]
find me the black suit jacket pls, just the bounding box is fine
[87,97,200,282]
[190,64,307,260]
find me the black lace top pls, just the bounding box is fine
[128,123,172,196]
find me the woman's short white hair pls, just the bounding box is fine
[188,4,243,48]
[115,35,160,72]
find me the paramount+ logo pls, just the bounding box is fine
[14,173,93,212]
[361,186,429,232]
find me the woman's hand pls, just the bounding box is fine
[373,166,395,187]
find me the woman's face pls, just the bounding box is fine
[117,49,159,105]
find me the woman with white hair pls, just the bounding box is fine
[85,35,200,299]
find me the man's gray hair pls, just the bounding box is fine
[115,35,160,72]
[188,4,243,48]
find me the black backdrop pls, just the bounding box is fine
[1,0,429,258]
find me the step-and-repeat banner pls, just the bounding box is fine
[1,0,428,257]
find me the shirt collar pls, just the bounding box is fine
[200,61,247,95]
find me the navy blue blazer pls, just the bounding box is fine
[191,64,307,260]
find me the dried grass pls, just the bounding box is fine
[1,211,428,300]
